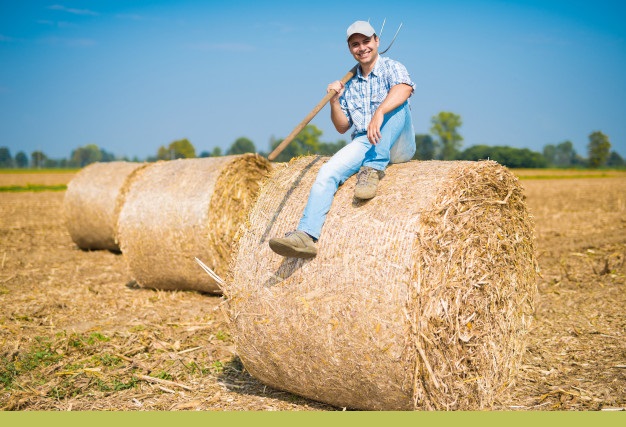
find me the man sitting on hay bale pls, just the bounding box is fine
[270,20,416,259]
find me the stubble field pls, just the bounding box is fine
[0,168,624,411]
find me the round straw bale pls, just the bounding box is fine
[63,161,148,251]
[226,156,538,410]
[117,154,272,294]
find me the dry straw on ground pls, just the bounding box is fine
[226,157,538,410]
[2,175,624,411]
[63,161,148,251]
[117,154,272,294]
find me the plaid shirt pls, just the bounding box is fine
[339,55,415,139]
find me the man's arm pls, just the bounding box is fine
[367,83,413,144]
[327,81,351,134]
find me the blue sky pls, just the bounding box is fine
[1,0,625,160]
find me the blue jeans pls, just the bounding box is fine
[297,101,415,240]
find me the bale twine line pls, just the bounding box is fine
[224,157,537,410]
[118,154,272,293]
[63,161,148,251]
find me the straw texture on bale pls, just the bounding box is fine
[63,161,148,251]
[117,154,271,294]
[226,157,538,410]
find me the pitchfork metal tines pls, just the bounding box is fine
[377,18,403,55]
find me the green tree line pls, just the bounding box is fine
[1,113,623,169]
[415,112,622,168]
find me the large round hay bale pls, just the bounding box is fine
[226,157,537,410]
[63,161,147,251]
[118,154,272,294]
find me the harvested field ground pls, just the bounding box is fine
[0,168,624,411]
[0,170,77,187]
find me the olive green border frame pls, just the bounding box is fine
[2,411,624,427]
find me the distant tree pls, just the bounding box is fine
[573,154,586,166]
[100,148,116,162]
[0,147,12,167]
[607,151,625,167]
[198,147,226,158]
[199,147,223,157]
[157,138,196,160]
[227,137,256,155]
[70,144,102,167]
[554,140,576,167]
[270,124,323,162]
[44,158,61,168]
[174,138,196,158]
[156,146,169,160]
[587,131,611,168]
[413,134,436,160]
[459,145,546,168]
[543,141,578,167]
[430,112,463,160]
[318,139,347,156]
[31,151,47,168]
[458,144,491,161]
[15,151,28,168]
[542,144,556,166]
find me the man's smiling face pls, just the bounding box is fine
[348,33,380,67]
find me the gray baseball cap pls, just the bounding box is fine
[346,20,376,40]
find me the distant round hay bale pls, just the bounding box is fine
[227,157,537,410]
[117,154,272,294]
[63,161,147,251]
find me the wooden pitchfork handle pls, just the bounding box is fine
[267,65,358,161]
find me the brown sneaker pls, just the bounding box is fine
[354,166,385,200]
[269,230,317,258]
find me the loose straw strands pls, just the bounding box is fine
[225,157,537,410]
[117,154,271,293]
[63,161,148,251]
